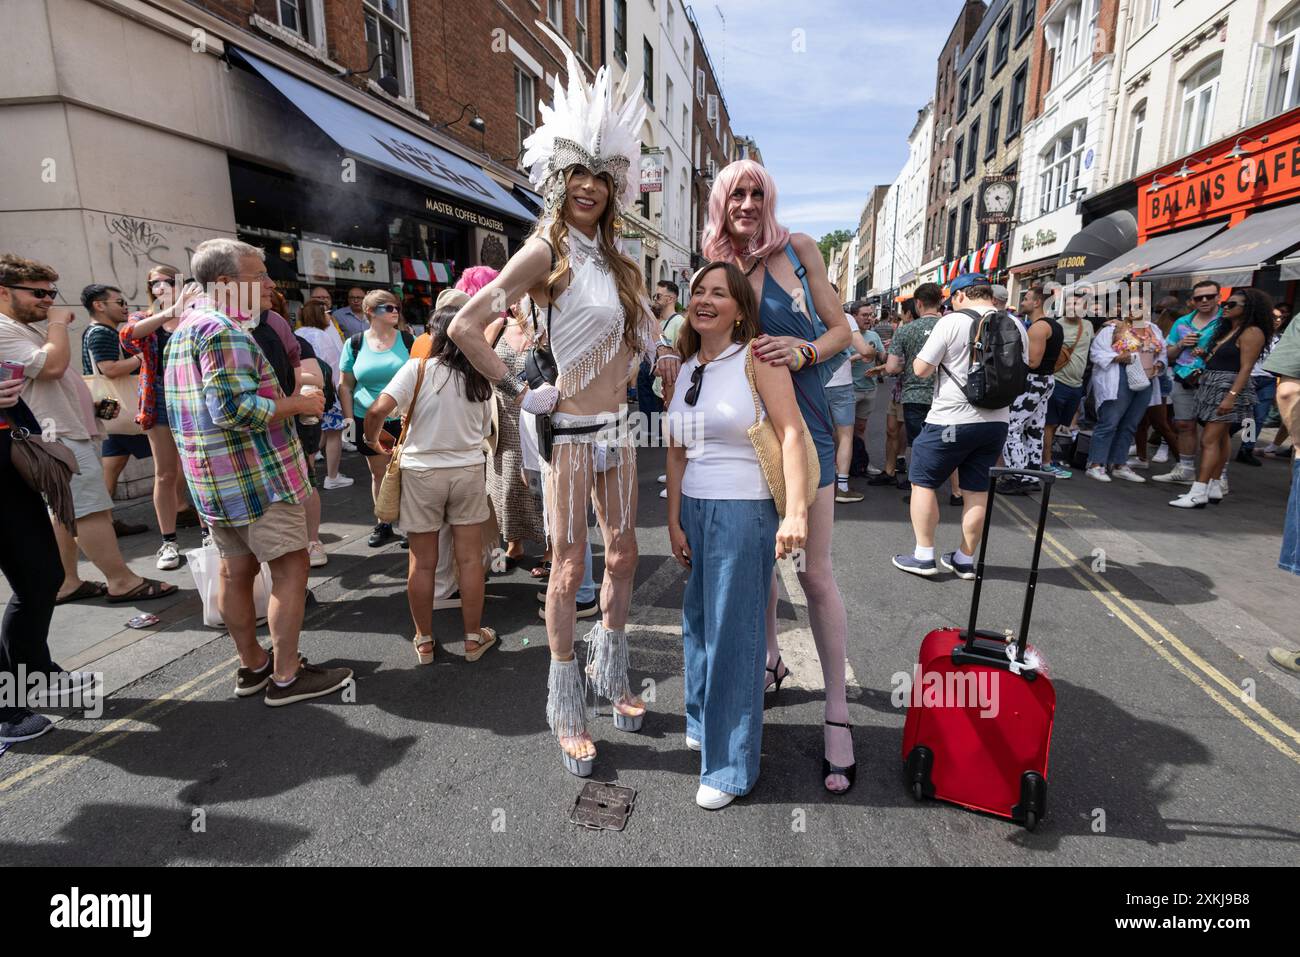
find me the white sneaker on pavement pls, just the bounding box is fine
[1218,474,1230,495]
[323,474,355,490]
[657,474,667,484]
[1207,479,1224,503]
[1152,444,1170,464]
[1111,465,1146,483]
[1152,464,1196,484]
[156,540,181,570]
[308,541,328,567]
[695,783,735,810]
[341,440,357,453]
[1085,466,1111,482]
[1125,456,1149,469]
[1169,484,1209,508]
[659,488,667,499]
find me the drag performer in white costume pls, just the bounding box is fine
[450,24,669,776]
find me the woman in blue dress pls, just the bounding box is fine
[699,159,857,794]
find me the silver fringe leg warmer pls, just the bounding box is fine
[583,622,632,702]
[546,656,589,739]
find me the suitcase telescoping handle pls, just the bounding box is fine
[964,467,1055,664]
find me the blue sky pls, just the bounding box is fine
[693,0,967,242]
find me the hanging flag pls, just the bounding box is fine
[402,258,431,282]
[973,247,985,274]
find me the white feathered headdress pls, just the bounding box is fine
[522,21,647,216]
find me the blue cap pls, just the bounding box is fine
[949,273,990,293]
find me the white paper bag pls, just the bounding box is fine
[186,541,271,628]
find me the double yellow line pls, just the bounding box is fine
[995,497,1300,766]
[0,656,237,805]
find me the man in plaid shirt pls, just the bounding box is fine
[167,239,351,707]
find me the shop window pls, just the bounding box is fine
[1268,6,1300,117]
[515,66,536,163]
[1128,101,1146,178]
[644,38,655,104]
[547,0,563,31]
[1039,123,1086,216]
[986,93,1002,159]
[363,0,410,99]
[992,14,1012,75]
[1177,58,1220,155]
[965,119,980,179]
[576,0,591,62]
[1006,64,1028,141]
[614,0,628,66]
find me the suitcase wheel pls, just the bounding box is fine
[904,746,934,801]
[1013,771,1047,831]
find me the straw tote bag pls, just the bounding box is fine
[743,346,820,517]
[374,358,429,524]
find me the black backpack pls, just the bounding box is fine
[940,308,1028,410]
[350,330,415,363]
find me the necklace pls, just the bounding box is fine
[742,255,765,277]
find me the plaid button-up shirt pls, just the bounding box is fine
[164,298,308,527]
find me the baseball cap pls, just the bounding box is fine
[948,273,989,294]
[435,288,470,311]
[991,284,1009,301]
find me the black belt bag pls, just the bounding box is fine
[538,420,605,465]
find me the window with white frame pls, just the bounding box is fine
[363,0,410,97]
[667,2,675,42]
[515,66,537,161]
[1048,0,1096,88]
[1268,6,1300,116]
[1128,102,1146,178]
[1141,0,1160,29]
[666,76,675,124]
[547,0,563,30]
[681,105,688,146]
[576,0,591,62]
[697,68,705,102]
[1039,123,1086,215]
[1178,58,1220,155]
[277,0,315,41]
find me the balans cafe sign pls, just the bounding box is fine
[1140,108,1300,238]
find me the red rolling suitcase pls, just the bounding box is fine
[901,467,1057,830]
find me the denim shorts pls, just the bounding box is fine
[1282,458,1300,576]
[102,432,152,459]
[825,384,857,428]
[908,421,1009,493]
[902,402,929,446]
[1045,381,1084,427]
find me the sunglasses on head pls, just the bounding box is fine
[3,284,58,300]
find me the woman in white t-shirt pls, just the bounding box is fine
[665,262,808,810]
[364,305,495,665]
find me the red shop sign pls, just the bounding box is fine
[1139,108,1300,238]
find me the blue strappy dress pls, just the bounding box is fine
[758,271,836,488]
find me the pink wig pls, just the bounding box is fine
[455,265,499,298]
[701,159,791,262]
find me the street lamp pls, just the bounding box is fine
[434,103,487,134]
[338,53,400,98]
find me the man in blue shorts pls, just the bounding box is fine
[892,273,1028,579]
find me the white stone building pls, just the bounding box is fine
[874,103,934,294]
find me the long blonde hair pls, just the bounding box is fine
[534,168,646,352]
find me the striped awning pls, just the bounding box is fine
[401,259,455,283]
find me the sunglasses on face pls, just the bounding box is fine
[373,304,398,314]
[1192,294,1218,302]
[3,284,58,300]
[1224,300,1246,309]
[150,278,176,289]
[103,298,127,307]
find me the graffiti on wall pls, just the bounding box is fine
[87,213,220,305]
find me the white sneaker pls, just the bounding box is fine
[314,451,324,462]
[1207,479,1224,503]
[1218,474,1230,496]
[1085,466,1111,482]
[432,595,462,610]
[156,540,181,570]
[1111,465,1147,483]
[659,488,667,499]
[308,541,328,567]
[1125,456,1149,469]
[685,735,702,751]
[1152,464,1196,484]
[657,474,667,484]
[695,783,735,810]
[323,474,355,490]
[1152,444,1170,464]
[1127,443,1137,456]
[341,440,357,453]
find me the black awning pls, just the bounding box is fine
[1140,202,1300,286]
[1055,210,1138,285]
[1075,221,1226,286]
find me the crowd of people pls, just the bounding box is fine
[3,26,1299,805]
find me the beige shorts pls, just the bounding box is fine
[887,399,906,422]
[399,464,490,533]
[209,501,308,563]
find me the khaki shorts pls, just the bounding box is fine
[209,501,308,563]
[63,437,116,520]
[854,390,877,421]
[399,464,490,533]
[887,399,906,422]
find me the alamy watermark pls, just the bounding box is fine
[0,666,102,719]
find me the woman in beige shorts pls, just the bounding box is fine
[364,304,496,665]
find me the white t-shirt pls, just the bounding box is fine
[917,305,1029,426]
[296,325,345,385]
[665,343,770,500]
[824,311,855,388]
[381,357,492,470]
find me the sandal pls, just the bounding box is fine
[530,561,552,580]
[413,635,436,665]
[822,720,857,795]
[106,578,179,604]
[764,656,792,695]
[465,627,497,662]
[55,581,107,605]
